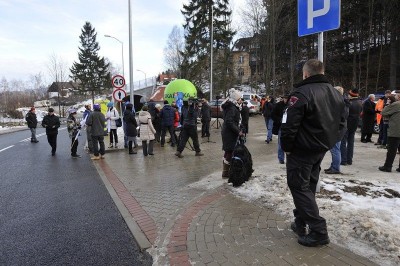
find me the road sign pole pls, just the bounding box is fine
[318,32,324,62]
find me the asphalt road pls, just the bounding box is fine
[0,127,152,265]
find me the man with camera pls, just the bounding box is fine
[175,97,204,158]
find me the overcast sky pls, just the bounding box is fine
[0,0,245,86]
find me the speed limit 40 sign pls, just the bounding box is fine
[112,75,125,89]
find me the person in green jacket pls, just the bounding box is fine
[379,93,400,172]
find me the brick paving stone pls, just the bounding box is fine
[99,116,378,266]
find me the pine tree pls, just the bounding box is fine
[181,0,235,97]
[70,22,111,101]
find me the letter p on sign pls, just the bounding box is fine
[298,0,341,37]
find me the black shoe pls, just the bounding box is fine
[374,142,382,145]
[347,162,352,165]
[396,168,400,172]
[340,162,347,166]
[324,167,332,172]
[325,169,341,174]
[279,161,285,164]
[298,231,330,247]
[265,140,270,144]
[71,154,81,158]
[361,140,367,143]
[51,152,55,156]
[148,153,154,156]
[129,151,137,154]
[290,222,307,237]
[378,166,391,172]
[32,140,39,143]
[367,140,373,143]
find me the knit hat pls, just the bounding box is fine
[69,108,77,114]
[93,104,101,111]
[48,108,54,113]
[229,88,242,102]
[349,88,359,97]
[107,102,114,108]
[126,103,133,110]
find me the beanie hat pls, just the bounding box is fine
[69,108,77,114]
[93,104,101,111]
[349,88,359,97]
[229,88,242,102]
[126,103,133,110]
[48,108,54,113]
[107,102,114,108]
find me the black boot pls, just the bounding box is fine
[298,231,330,247]
[290,222,307,237]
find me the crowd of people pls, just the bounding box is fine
[25,59,399,249]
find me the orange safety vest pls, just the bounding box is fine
[375,99,384,125]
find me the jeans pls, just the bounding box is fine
[109,129,118,144]
[161,125,176,146]
[30,127,37,141]
[382,123,389,145]
[329,141,341,171]
[265,118,273,141]
[277,130,285,163]
[92,135,105,156]
[340,130,356,164]
[142,140,154,155]
[71,137,78,156]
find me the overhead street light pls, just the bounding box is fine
[104,34,125,77]
[137,69,147,87]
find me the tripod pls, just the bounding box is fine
[211,97,222,129]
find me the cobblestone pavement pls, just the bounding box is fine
[96,115,377,266]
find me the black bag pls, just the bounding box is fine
[228,137,253,187]
[115,118,122,127]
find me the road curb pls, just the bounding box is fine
[93,161,152,250]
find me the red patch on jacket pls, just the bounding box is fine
[288,96,299,107]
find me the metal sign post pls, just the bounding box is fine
[298,0,341,63]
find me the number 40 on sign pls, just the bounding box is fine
[112,75,125,89]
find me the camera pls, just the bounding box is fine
[188,97,199,106]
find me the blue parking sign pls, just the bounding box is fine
[298,0,341,37]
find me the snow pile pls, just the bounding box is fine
[231,164,400,266]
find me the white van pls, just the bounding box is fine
[242,93,262,102]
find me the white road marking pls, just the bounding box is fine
[19,128,66,142]
[0,145,14,153]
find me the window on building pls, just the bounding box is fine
[239,55,244,64]
[238,68,244,76]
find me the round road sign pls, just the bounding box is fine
[113,89,126,102]
[112,75,125,89]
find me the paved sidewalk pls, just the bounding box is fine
[95,116,377,266]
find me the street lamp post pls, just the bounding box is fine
[104,34,124,77]
[136,69,147,87]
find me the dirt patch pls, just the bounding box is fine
[384,188,400,198]
[318,188,342,201]
[343,185,368,196]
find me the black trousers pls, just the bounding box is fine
[201,120,210,137]
[361,132,372,142]
[286,151,327,235]
[71,137,79,156]
[161,125,176,145]
[177,125,200,153]
[47,133,58,154]
[384,137,400,168]
[92,135,105,156]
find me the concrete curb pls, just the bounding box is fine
[93,161,152,250]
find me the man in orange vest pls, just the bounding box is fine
[375,90,392,145]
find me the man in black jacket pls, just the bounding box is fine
[240,101,250,134]
[281,59,345,247]
[42,108,61,156]
[262,96,274,143]
[271,95,289,164]
[200,99,211,137]
[26,107,39,143]
[175,98,203,158]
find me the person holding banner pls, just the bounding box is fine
[67,109,81,158]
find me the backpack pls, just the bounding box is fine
[228,137,254,187]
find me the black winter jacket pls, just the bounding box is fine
[25,111,38,128]
[280,74,346,154]
[271,100,287,134]
[221,100,241,152]
[181,104,198,127]
[262,101,274,119]
[240,106,250,133]
[160,105,175,127]
[123,110,138,137]
[347,96,362,132]
[200,103,211,122]
[42,114,60,135]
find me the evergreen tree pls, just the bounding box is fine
[70,22,111,101]
[181,0,235,97]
